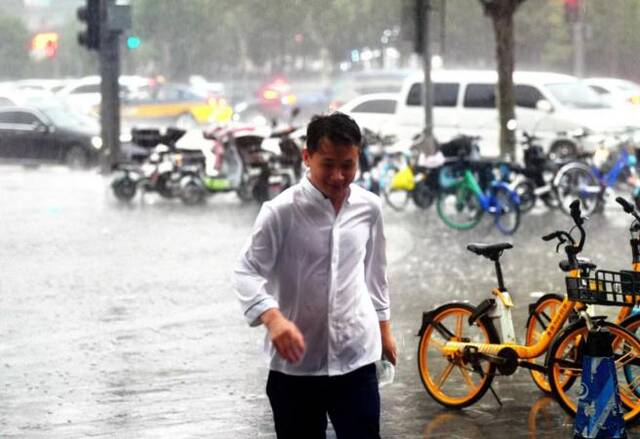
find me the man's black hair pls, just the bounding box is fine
[306,112,362,153]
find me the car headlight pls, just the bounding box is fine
[91,136,103,149]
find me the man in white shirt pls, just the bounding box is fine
[233,112,396,439]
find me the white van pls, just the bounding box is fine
[394,70,639,157]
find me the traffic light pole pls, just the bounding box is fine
[99,29,121,173]
[78,0,129,173]
[420,0,435,155]
[572,1,585,78]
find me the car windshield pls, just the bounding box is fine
[39,105,99,129]
[546,82,609,109]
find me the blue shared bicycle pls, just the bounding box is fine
[553,140,640,217]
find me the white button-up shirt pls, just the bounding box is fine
[233,176,390,376]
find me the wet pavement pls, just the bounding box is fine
[1,165,639,438]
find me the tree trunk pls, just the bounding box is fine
[492,10,516,159]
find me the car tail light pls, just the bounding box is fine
[281,93,297,105]
[262,89,280,100]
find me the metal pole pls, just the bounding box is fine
[439,0,446,57]
[99,0,121,173]
[573,0,585,77]
[422,0,435,155]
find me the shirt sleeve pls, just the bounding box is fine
[364,204,390,321]
[232,203,282,327]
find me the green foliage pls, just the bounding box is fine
[584,0,640,77]
[130,0,404,78]
[515,0,571,71]
[0,13,30,80]
[4,0,636,82]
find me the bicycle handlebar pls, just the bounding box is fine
[615,196,640,234]
[542,200,586,264]
[542,231,573,244]
[616,196,637,216]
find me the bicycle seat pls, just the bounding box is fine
[467,242,513,260]
[559,256,597,273]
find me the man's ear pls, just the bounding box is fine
[302,148,310,166]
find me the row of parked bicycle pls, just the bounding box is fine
[365,127,640,235]
[416,196,640,425]
[109,115,640,238]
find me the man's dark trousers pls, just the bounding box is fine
[266,363,381,439]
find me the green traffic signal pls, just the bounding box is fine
[126,35,141,50]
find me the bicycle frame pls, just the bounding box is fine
[439,268,585,360]
[462,169,519,212]
[592,148,631,190]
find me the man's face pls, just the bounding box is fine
[303,137,358,202]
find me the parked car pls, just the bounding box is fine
[327,69,411,111]
[56,75,149,115]
[0,87,56,107]
[337,93,400,134]
[392,69,640,157]
[120,82,233,128]
[12,79,71,94]
[584,77,640,110]
[0,104,102,168]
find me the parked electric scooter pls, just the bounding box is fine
[111,127,199,202]
[176,124,296,205]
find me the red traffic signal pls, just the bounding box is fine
[31,32,59,60]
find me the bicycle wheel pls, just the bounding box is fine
[412,180,437,209]
[514,180,536,213]
[436,184,483,230]
[553,163,601,217]
[493,186,520,235]
[383,187,411,211]
[524,294,568,394]
[417,303,499,408]
[620,313,640,398]
[381,167,411,211]
[548,321,640,423]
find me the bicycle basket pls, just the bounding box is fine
[565,270,640,306]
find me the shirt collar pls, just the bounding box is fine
[301,174,352,206]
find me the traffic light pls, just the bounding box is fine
[564,0,581,23]
[31,32,59,60]
[77,0,101,50]
[126,35,141,50]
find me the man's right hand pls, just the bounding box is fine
[260,309,305,364]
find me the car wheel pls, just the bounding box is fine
[65,146,90,169]
[175,113,198,130]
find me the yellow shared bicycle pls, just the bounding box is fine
[525,196,640,396]
[417,200,640,423]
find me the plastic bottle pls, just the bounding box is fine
[376,358,395,388]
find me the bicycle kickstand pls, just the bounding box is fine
[470,359,503,407]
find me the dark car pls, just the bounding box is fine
[0,105,103,168]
